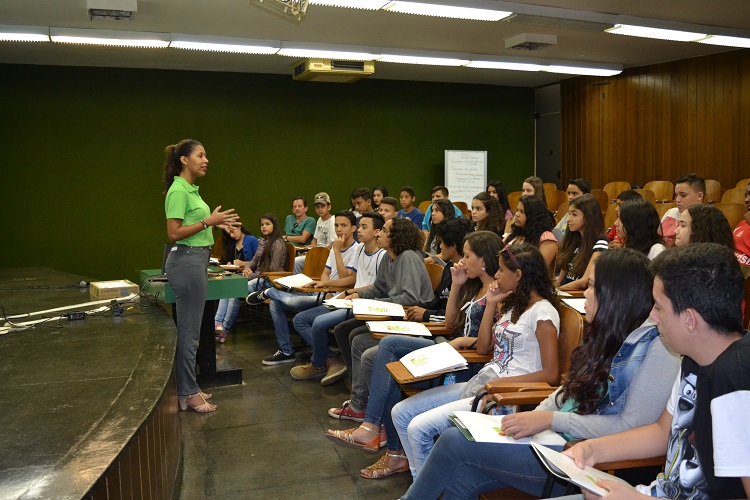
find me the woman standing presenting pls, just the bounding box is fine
[163,139,239,413]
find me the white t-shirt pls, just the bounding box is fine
[353,246,386,288]
[489,299,560,377]
[647,243,666,260]
[325,241,361,280]
[314,216,336,247]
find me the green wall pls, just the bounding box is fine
[1,63,534,281]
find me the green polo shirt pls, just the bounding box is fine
[165,176,213,247]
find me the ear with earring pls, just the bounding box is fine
[482,266,486,272]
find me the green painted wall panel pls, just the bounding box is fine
[1,63,534,282]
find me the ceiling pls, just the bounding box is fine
[0,0,748,88]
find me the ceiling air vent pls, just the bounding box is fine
[505,33,557,51]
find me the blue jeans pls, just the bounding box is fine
[214,277,268,331]
[292,306,351,368]
[401,427,565,499]
[362,335,435,452]
[265,287,319,354]
[392,382,473,477]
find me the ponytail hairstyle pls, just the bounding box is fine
[257,213,283,273]
[558,194,605,279]
[499,242,559,323]
[425,198,457,252]
[558,249,653,414]
[220,225,251,264]
[162,139,202,189]
[524,176,547,207]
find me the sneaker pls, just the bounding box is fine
[290,362,326,380]
[321,357,347,386]
[246,290,267,306]
[262,350,295,366]
[327,400,365,422]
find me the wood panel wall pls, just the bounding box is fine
[561,49,750,190]
[87,370,181,500]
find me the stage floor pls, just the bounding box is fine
[0,268,177,499]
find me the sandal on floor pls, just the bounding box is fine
[178,393,217,413]
[199,390,212,400]
[361,452,409,479]
[325,425,381,454]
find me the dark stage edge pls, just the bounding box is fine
[0,268,181,499]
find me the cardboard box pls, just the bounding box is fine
[90,280,139,300]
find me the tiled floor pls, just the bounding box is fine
[178,313,413,499]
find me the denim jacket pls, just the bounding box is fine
[594,320,661,415]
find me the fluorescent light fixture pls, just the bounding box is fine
[545,65,622,76]
[379,54,469,66]
[384,1,512,21]
[0,24,49,42]
[606,24,705,42]
[170,34,279,54]
[309,0,390,9]
[466,60,544,71]
[277,41,379,60]
[50,27,169,47]
[697,34,750,48]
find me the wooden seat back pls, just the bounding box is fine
[603,181,631,201]
[418,200,432,215]
[656,202,676,219]
[722,187,746,204]
[737,178,750,189]
[644,180,674,203]
[507,191,522,213]
[604,203,618,231]
[301,246,329,278]
[705,179,722,203]
[590,189,610,213]
[426,262,444,292]
[633,188,656,205]
[454,201,470,218]
[712,202,746,230]
[555,202,569,224]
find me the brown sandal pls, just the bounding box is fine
[325,424,381,454]
[361,452,410,479]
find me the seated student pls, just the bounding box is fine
[350,187,374,221]
[487,180,512,221]
[378,196,399,222]
[661,173,706,247]
[371,185,388,211]
[557,194,608,290]
[471,192,504,235]
[289,212,386,385]
[392,243,561,476]
[408,218,473,323]
[293,192,335,273]
[563,243,750,500]
[616,198,665,260]
[607,189,642,248]
[554,178,591,237]
[398,186,424,228]
[214,224,259,341]
[328,218,472,422]
[523,175,548,208]
[403,248,680,499]
[675,203,735,250]
[504,194,557,271]
[247,211,361,365]
[326,230,504,480]
[734,180,750,278]
[424,198,457,256]
[283,196,316,246]
[330,217,434,406]
[421,186,463,233]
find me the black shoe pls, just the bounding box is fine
[246,290,267,306]
[262,350,295,366]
